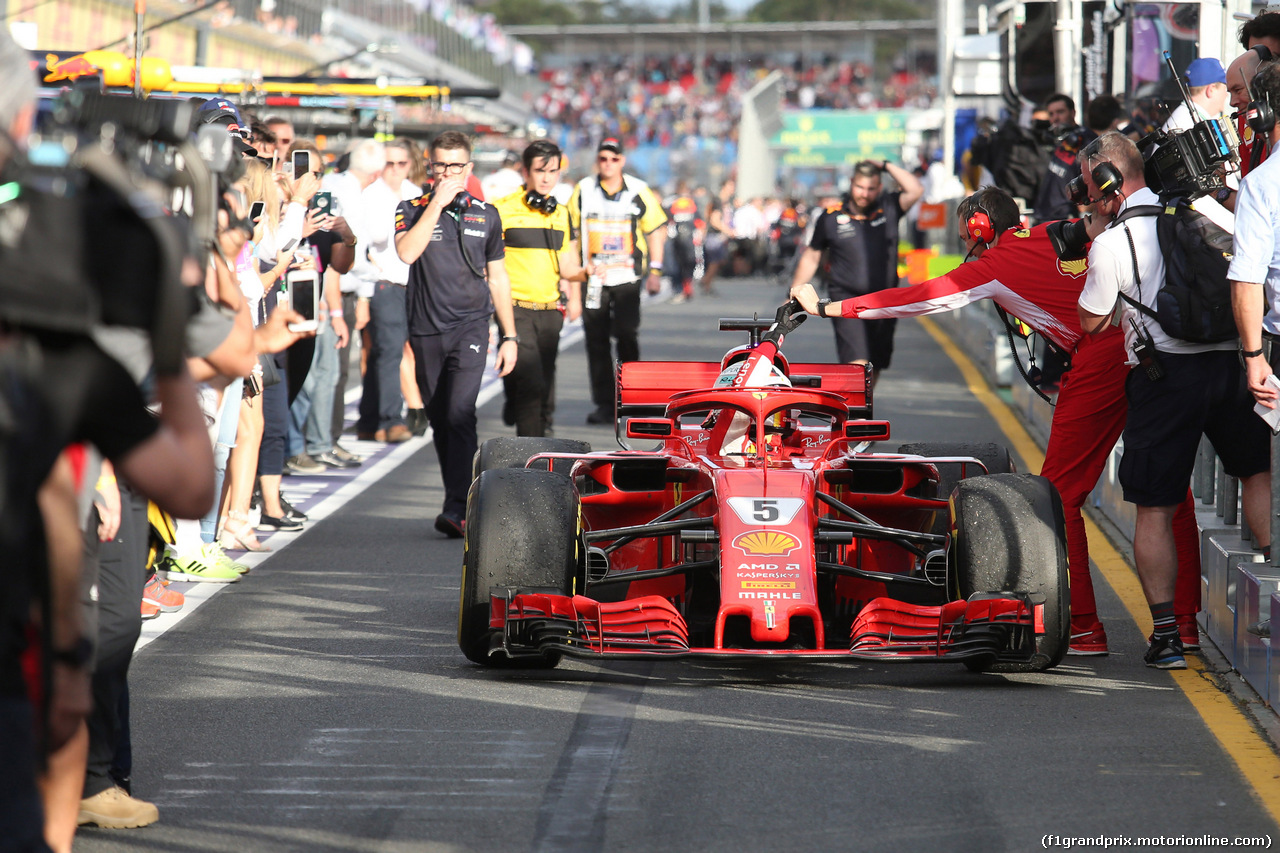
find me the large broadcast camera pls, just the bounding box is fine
[1066,52,1239,206]
[1140,52,1240,201]
[0,88,239,374]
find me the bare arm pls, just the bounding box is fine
[487,258,519,377]
[886,161,924,212]
[113,365,216,520]
[1077,305,1114,336]
[1233,279,1275,406]
[790,246,823,292]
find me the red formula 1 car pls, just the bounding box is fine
[459,303,1070,673]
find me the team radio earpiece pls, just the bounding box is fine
[524,188,558,215]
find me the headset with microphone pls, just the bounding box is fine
[523,188,558,215]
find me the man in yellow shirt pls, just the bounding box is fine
[494,141,593,436]
[569,138,667,424]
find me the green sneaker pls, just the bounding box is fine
[161,547,241,583]
[202,541,250,574]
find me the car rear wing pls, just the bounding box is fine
[616,360,873,421]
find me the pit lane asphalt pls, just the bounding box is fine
[78,277,1280,853]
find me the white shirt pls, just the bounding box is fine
[1078,186,1233,358]
[361,177,413,289]
[481,167,523,203]
[1226,141,1280,333]
[322,171,369,294]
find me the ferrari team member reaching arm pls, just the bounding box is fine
[790,186,1204,657]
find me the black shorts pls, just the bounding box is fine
[1119,349,1271,507]
[830,315,897,369]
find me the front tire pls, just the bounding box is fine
[950,473,1069,673]
[458,469,581,667]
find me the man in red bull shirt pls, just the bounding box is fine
[790,186,1203,656]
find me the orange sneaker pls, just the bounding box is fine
[143,575,184,614]
[1068,616,1108,656]
[1177,615,1200,652]
[140,600,160,621]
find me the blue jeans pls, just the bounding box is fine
[201,378,242,544]
[357,282,408,433]
[290,316,340,456]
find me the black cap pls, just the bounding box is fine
[597,137,624,155]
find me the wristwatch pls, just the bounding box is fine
[501,335,520,344]
[817,298,834,318]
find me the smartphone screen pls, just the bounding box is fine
[249,201,265,222]
[285,270,319,332]
[292,150,312,178]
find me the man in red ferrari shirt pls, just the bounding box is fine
[790,186,1203,656]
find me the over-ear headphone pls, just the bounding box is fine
[524,188,558,215]
[966,206,995,244]
[1244,46,1276,135]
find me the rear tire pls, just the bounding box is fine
[458,469,581,667]
[898,442,1015,536]
[473,437,592,480]
[949,473,1069,673]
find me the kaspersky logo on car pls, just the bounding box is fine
[733,531,800,557]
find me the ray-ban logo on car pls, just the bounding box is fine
[734,531,800,557]
[728,497,804,526]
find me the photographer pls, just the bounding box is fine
[1077,132,1271,670]
[0,26,223,844]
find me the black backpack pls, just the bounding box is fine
[1112,199,1237,344]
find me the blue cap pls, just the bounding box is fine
[1186,57,1227,87]
[197,97,246,132]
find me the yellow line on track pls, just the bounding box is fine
[919,316,1280,824]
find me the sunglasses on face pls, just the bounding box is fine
[598,155,621,163]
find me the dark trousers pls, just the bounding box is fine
[411,319,489,520]
[257,350,289,476]
[332,291,358,443]
[503,307,564,437]
[85,484,148,798]
[582,280,642,409]
[0,696,48,852]
[357,282,409,433]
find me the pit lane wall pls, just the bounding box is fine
[935,271,1279,714]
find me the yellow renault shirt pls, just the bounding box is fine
[494,190,576,304]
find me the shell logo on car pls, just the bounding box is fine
[733,530,800,557]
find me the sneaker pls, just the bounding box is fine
[313,450,359,470]
[77,786,159,828]
[1067,617,1109,656]
[586,407,613,425]
[258,513,303,533]
[285,454,325,475]
[330,444,362,463]
[1144,632,1187,670]
[142,576,184,613]
[434,513,465,539]
[201,542,249,575]
[385,424,413,443]
[161,549,241,583]
[280,496,308,522]
[140,600,160,621]
[1177,615,1201,651]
